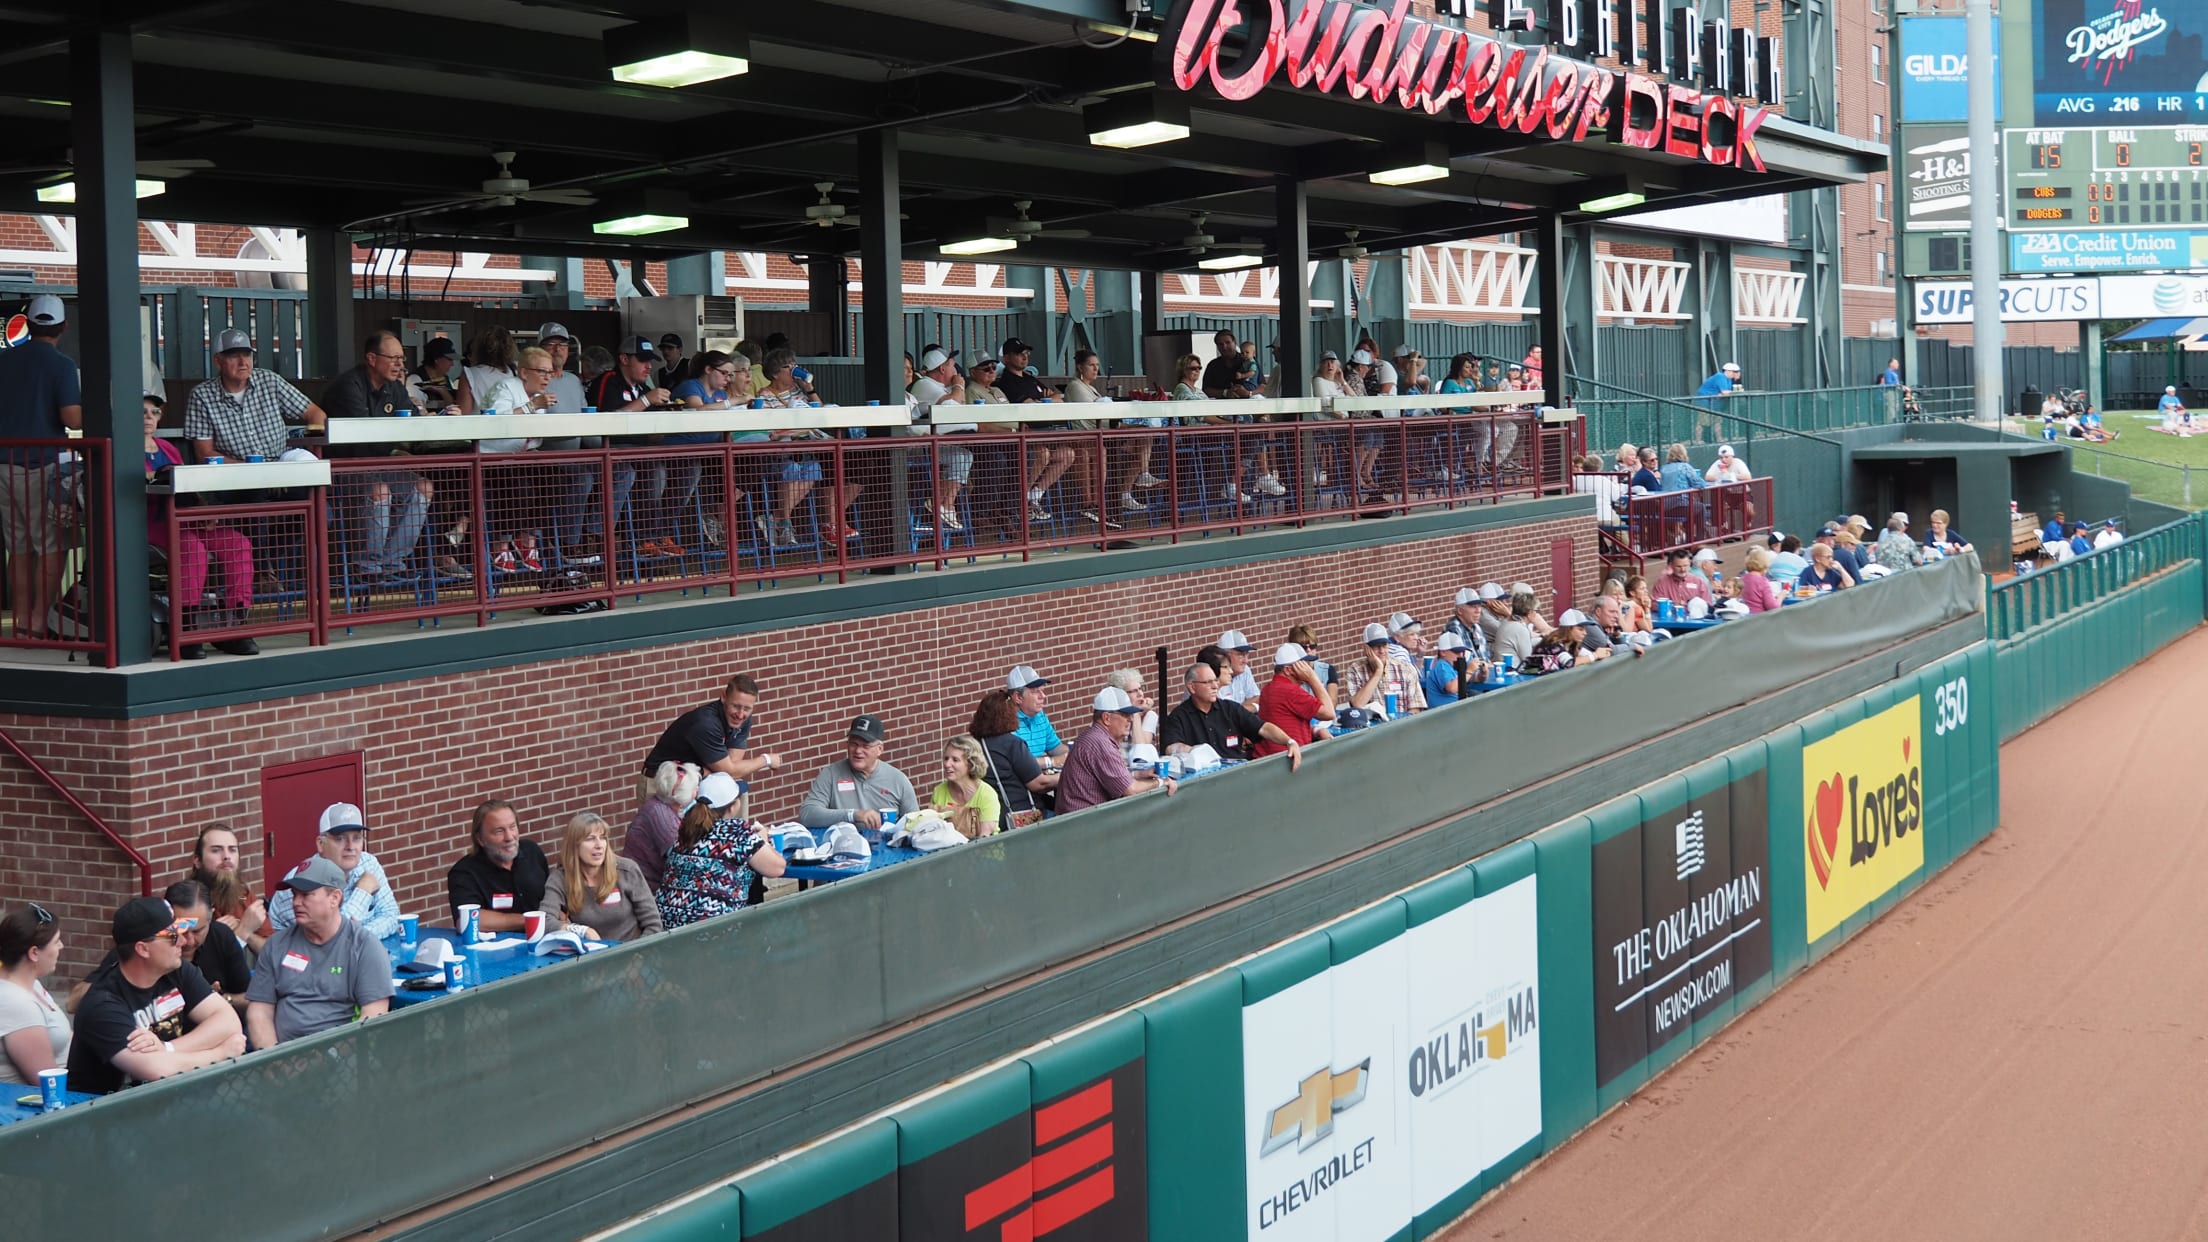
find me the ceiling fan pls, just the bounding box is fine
[1337,229,1368,260]
[991,200,1091,243]
[1144,211,1265,257]
[804,181,859,227]
[0,150,213,188]
[405,151,597,212]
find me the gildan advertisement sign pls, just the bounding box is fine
[1899,17,2000,123]
[1593,771,1772,1088]
[1242,878,1541,1240]
[1914,277,2100,324]
[2030,0,2208,125]
[1803,699,1925,945]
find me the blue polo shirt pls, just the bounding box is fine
[1015,709,1063,760]
[0,338,79,464]
[1695,372,1736,399]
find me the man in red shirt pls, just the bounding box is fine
[1653,548,1715,610]
[1254,643,1334,760]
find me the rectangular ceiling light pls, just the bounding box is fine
[593,212,690,236]
[1198,253,1262,270]
[1369,163,1450,186]
[35,179,165,203]
[606,15,750,88]
[940,236,1018,256]
[1579,189,1648,214]
[1086,91,1192,150]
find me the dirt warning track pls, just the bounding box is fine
[1448,628,2208,1242]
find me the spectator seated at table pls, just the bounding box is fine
[1103,668,1160,751]
[322,330,436,582]
[1002,664,1070,768]
[1215,631,1263,705]
[625,761,701,891]
[1251,645,1325,763]
[1833,528,1868,579]
[1163,661,1304,766]
[641,672,782,788]
[1740,547,1783,613]
[245,858,393,1047]
[1703,443,1751,485]
[656,774,783,929]
[542,812,663,943]
[1629,446,1663,496]
[1876,513,1923,572]
[154,879,250,1011]
[1623,575,1658,634]
[1529,609,1594,673]
[187,823,267,959]
[1444,587,1496,661]
[1579,595,1630,660]
[798,714,920,831]
[1344,622,1429,716]
[1385,612,1426,667]
[0,902,70,1085]
[1510,581,1553,636]
[143,394,257,658]
[268,803,401,941]
[185,327,327,464]
[1766,533,1809,587]
[1654,549,1715,612]
[1921,509,1970,557]
[446,799,551,935]
[929,735,1003,839]
[1056,688,1176,814]
[1472,582,1511,651]
[66,897,245,1095]
[970,689,1055,830]
[1572,454,1625,526]
[1421,632,1473,705]
[1488,597,1538,669]
[1799,541,1855,592]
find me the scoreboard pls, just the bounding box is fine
[2004,127,2208,229]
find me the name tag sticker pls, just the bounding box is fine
[835,780,856,793]
[1226,735,1240,748]
[153,990,185,1020]
[601,891,623,906]
[280,952,311,973]
[490,894,514,910]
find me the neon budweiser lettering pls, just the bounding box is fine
[1165,0,1774,172]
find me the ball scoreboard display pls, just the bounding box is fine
[2005,127,2208,229]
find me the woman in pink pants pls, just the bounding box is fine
[144,395,254,656]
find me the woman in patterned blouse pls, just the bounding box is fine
[653,772,786,929]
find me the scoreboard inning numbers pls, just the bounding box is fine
[2004,128,2208,229]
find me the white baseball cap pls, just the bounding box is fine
[698,771,746,809]
[1006,664,1050,691]
[1217,629,1253,652]
[1557,608,1592,626]
[1092,686,1141,714]
[25,294,64,327]
[318,802,367,835]
[1362,622,1390,644]
[1387,611,1419,634]
[1693,548,1719,564]
[1509,582,1533,596]
[1477,582,1507,601]
[1718,444,1735,457]
[1454,586,1481,607]
[1722,361,1741,373]
[1273,642,1308,666]
[1435,632,1468,652]
[920,347,957,371]
[1394,342,1416,357]
[1350,349,1374,365]
[1126,743,1160,770]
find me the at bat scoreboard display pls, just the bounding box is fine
[2005,128,2208,229]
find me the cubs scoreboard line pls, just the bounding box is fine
[2005,127,2208,229]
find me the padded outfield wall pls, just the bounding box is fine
[606,642,1998,1242]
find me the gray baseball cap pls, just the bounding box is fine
[536,322,573,344]
[282,856,350,893]
[215,328,255,355]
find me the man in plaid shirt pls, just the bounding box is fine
[185,328,325,462]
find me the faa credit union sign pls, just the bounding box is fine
[1802,699,1925,943]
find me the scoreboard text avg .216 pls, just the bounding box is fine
[2004,128,2208,228]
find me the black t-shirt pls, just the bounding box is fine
[67,961,216,1095]
[641,700,755,775]
[1160,695,1267,759]
[978,731,1043,817]
[194,919,252,995]
[995,368,1046,404]
[446,840,552,923]
[1200,355,1242,399]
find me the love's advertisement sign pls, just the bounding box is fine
[1802,699,1925,944]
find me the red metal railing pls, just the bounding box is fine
[1616,477,1775,557]
[0,438,114,663]
[0,724,151,894]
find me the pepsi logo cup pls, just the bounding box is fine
[38,1067,66,1112]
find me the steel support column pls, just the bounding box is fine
[1535,213,1570,408]
[304,227,351,378]
[72,24,147,664]
[1274,177,1310,398]
[1366,251,1408,355]
[856,128,906,570]
[664,253,722,297]
[1787,0,1841,389]
[806,254,848,356]
[524,256,589,310]
[1090,269,1141,374]
[1004,264,1050,369]
[1310,262,1345,360]
[1692,237,1737,381]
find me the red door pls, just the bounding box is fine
[259,753,365,888]
[1550,536,1577,613]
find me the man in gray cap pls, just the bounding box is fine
[185,327,325,463]
[245,856,394,1046]
[320,330,433,581]
[0,294,83,639]
[796,714,919,830]
[535,323,587,414]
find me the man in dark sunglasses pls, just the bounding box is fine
[65,897,244,1095]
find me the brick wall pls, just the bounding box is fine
[0,511,1595,982]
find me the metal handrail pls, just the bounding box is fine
[1986,512,2206,642]
[0,726,151,896]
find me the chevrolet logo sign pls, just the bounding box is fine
[1260,1060,1370,1156]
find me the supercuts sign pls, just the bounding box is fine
[1162,0,1784,173]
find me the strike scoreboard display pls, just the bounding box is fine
[2004,127,2208,228]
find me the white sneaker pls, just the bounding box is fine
[1120,492,1146,513]
[1315,470,1328,485]
[1218,484,1240,502]
[936,506,964,532]
[1027,488,1045,503]
[1134,472,1163,488]
[1256,474,1287,497]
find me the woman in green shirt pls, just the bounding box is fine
[930,734,1003,838]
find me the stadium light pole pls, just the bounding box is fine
[1965,0,2003,424]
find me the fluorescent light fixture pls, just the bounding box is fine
[940,236,1018,256]
[1085,91,1192,150]
[593,212,689,236]
[1369,163,1450,186]
[1578,174,1647,215]
[605,14,750,88]
[1198,253,1262,270]
[36,178,165,203]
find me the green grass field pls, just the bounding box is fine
[2003,410,2206,511]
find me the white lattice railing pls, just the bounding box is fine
[1408,239,1538,316]
[1735,268,1808,325]
[1596,255,1691,321]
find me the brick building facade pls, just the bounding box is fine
[0,509,1597,982]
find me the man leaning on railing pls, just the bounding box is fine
[0,294,82,641]
[321,330,434,583]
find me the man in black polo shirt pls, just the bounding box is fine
[446,798,551,934]
[321,330,434,581]
[641,672,782,784]
[992,338,1057,404]
[1200,329,1254,401]
[1160,661,1300,764]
